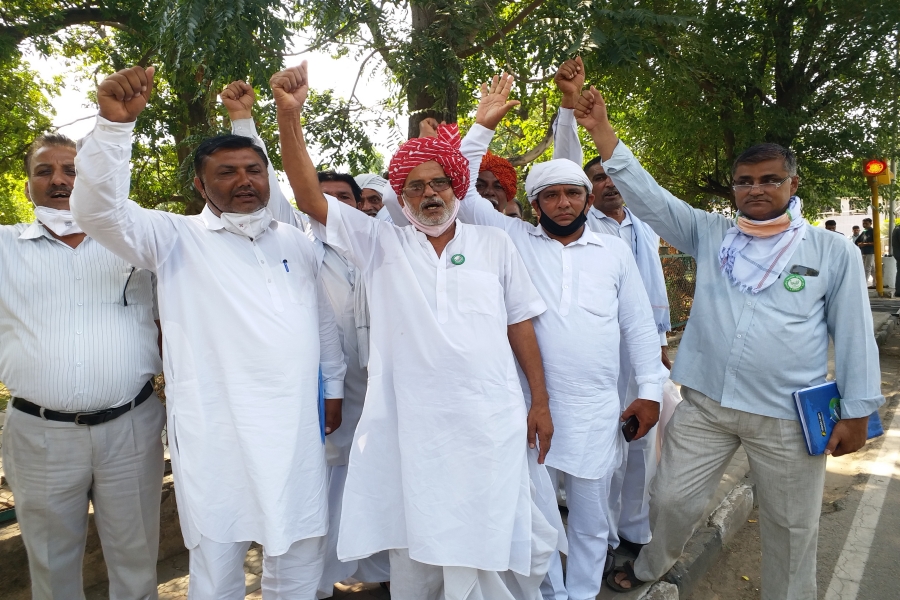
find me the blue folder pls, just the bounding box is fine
[792,381,883,456]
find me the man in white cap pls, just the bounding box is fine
[456,74,668,600]
[219,78,390,596]
[70,65,347,599]
[274,61,559,600]
[553,57,671,562]
[354,173,392,220]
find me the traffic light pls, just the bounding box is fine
[863,159,894,185]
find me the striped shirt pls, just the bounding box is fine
[0,222,161,411]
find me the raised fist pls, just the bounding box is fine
[574,86,610,133]
[97,66,155,123]
[554,57,585,108]
[221,80,255,120]
[270,62,309,114]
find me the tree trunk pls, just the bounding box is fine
[406,1,460,139]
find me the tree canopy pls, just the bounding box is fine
[1,0,898,218]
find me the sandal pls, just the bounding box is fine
[606,560,647,593]
[603,544,615,579]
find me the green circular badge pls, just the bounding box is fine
[451,253,465,265]
[784,273,805,292]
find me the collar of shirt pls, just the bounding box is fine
[589,206,632,228]
[527,222,605,247]
[410,218,464,262]
[18,220,54,241]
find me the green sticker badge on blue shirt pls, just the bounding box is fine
[784,273,805,292]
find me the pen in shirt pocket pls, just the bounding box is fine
[282,259,290,273]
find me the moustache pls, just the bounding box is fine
[419,196,446,210]
[231,187,260,200]
[47,185,73,198]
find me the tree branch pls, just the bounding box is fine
[508,111,557,166]
[1,7,133,47]
[457,0,548,59]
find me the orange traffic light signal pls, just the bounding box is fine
[863,159,888,176]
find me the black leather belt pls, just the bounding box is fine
[12,380,154,426]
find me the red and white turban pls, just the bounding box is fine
[479,151,519,200]
[388,123,470,199]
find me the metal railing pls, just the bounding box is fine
[660,248,696,329]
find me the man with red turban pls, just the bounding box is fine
[274,61,562,600]
[477,151,519,212]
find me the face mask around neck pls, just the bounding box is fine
[538,207,588,238]
[34,207,83,237]
[219,206,273,239]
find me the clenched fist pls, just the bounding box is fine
[270,62,309,114]
[97,66,155,123]
[554,56,585,108]
[221,80,255,120]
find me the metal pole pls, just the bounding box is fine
[871,178,884,296]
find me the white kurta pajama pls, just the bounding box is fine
[553,108,670,549]
[458,125,667,600]
[311,196,558,600]
[229,118,391,595]
[70,117,347,599]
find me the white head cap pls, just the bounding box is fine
[354,174,389,197]
[524,159,592,201]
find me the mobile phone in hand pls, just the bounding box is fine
[622,415,640,442]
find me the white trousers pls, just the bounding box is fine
[635,387,826,600]
[187,535,325,600]
[863,253,875,284]
[388,547,549,600]
[2,395,166,600]
[318,464,390,598]
[607,424,657,546]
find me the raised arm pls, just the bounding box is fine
[456,74,530,235]
[222,80,303,227]
[573,87,724,256]
[551,57,585,164]
[70,65,179,270]
[273,62,329,225]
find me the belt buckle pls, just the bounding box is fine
[74,410,111,426]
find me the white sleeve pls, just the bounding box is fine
[552,108,584,164]
[71,117,180,270]
[231,118,304,228]
[317,276,346,399]
[381,186,410,227]
[457,124,531,236]
[500,233,547,324]
[311,195,388,275]
[617,249,667,402]
[660,331,668,346]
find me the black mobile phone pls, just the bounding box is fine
[622,415,640,442]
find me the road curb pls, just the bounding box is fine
[657,482,757,598]
[875,310,899,347]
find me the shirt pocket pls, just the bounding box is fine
[577,270,618,318]
[282,265,315,306]
[763,273,825,320]
[119,266,154,307]
[456,268,501,316]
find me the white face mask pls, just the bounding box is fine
[34,207,83,237]
[219,206,273,239]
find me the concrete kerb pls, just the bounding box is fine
[653,481,756,599]
[874,309,899,348]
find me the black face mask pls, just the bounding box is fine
[538,208,588,237]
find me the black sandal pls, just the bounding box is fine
[606,560,647,593]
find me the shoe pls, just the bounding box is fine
[603,544,615,579]
[617,536,646,556]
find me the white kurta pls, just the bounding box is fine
[458,125,667,481]
[312,197,550,574]
[70,117,346,555]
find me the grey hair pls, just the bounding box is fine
[732,143,797,178]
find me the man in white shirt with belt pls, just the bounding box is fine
[455,74,668,600]
[552,58,672,560]
[274,62,559,600]
[1,133,165,599]
[70,65,346,600]
[220,79,390,596]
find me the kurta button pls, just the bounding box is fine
[267,279,272,283]
[736,334,742,338]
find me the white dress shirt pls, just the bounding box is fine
[313,197,550,574]
[0,223,161,411]
[70,117,346,555]
[459,124,667,480]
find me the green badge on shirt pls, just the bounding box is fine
[784,273,805,292]
[451,254,465,265]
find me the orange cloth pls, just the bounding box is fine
[479,152,518,201]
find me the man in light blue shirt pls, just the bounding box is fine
[570,87,883,599]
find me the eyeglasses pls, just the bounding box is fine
[732,176,792,194]
[402,177,452,198]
